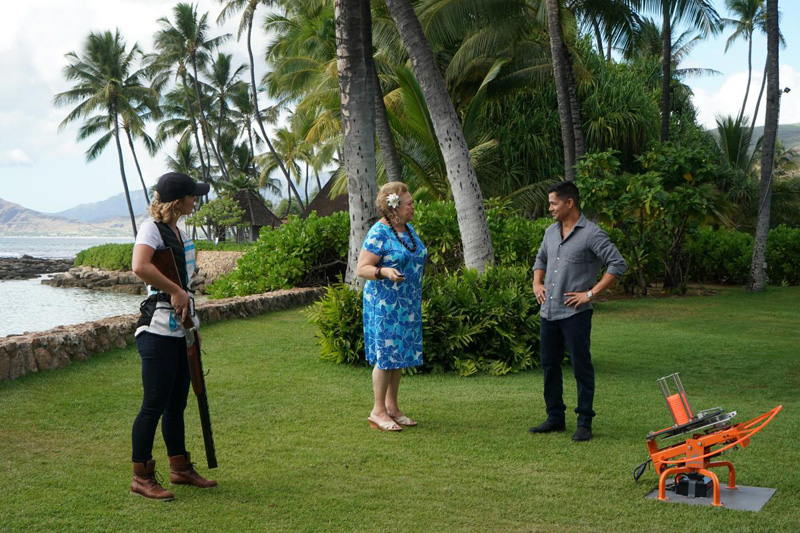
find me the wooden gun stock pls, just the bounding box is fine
[151,247,218,469]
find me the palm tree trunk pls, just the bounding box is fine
[364,4,402,183]
[191,55,229,181]
[245,7,306,211]
[113,111,138,238]
[749,60,768,139]
[545,0,577,180]
[738,34,754,123]
[591,18,604,60]
[335,0,379,287]
[305,163,310,204]
[385,0,494,271]
[182,74,210,183]
[660,2,672,142]
[563,45,585,161]
[748,0,780,292]
[124,125,150,205]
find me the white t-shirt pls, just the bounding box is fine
[134,219,200,338]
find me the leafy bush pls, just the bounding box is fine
[683,225,800,286]
[685,227,753,284]
[767,225,800,285]
[208,212,349,298]
[74,243,134,270]
[306,266,540,376]
[194,241,253,252]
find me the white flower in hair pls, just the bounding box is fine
[387,193,401,209]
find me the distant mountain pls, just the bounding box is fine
[0,198,144,237]
[749,122,800,152]
[47,189,149,223]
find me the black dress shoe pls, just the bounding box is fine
[572,427,592,441]
[528,420,566,433]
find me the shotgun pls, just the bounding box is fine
[152,247,218,469]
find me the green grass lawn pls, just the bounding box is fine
[1,287,798,532]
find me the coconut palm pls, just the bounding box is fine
[333,0,378,285]
[384,0,495,272]
[205,52,249,163]
[748,0,779,292]
[54,30,157,238]
[569,0,641,61]
[216,0,307,211]
[641,0,721,142]
[722,0,764,123]
[121,102,160,205]
[154,3,231,181]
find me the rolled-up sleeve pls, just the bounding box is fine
[533,236,548,271]
[590,227,627,277]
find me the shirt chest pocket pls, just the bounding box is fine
[561,246,589,263]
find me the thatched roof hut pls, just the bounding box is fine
[301,178,349,218]
[232,189,282,241]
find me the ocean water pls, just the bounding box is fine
[0,236,133,259]
[1,237,141,337]
[0,275,145,337]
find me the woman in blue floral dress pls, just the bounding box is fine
[357,182,427,431]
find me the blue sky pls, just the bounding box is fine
[0,0,797,213]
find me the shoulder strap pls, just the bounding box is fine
[154,222,188,290]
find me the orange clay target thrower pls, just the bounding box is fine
[634,373,781,507]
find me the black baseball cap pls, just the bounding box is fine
[155,172,210,202]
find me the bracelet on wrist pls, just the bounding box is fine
[375,267,383,279]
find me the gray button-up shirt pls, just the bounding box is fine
[533,214,627,321]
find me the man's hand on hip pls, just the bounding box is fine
[564,291,591,309]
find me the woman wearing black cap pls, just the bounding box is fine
[129,172,216,501]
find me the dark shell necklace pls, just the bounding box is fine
[388,223,417,253]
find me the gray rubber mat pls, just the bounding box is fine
[646,485,777,511]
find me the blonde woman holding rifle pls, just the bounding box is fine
[129,172,216,501]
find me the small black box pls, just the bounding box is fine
[675,474,714,498]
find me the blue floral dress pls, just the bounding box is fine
[362,222,427,370]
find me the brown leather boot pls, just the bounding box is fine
[131,460,175,501]
[169,452,218,488]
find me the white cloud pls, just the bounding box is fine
[692,64,800,129]
[0,148,33,166]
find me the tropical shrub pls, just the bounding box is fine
[74,243,134,270]
[306,266,540,376]
[208,212,349,298]
[767,225,800,285]
[685,227,753,285]
[683,225,800,285]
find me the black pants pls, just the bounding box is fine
[131,332,190,462]
[540,310,595,428]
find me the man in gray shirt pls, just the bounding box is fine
[529,181,627,441]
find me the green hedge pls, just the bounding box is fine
[306,266,540,376]
[74,243,135,271]
[684,225,800,285]
[74,239,253,271]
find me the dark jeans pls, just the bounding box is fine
[540,310,595,428]
[131,332,190,462]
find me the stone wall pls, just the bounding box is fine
[0,287,324,382]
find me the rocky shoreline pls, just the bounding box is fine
[0,255,74,280]
[42,266,146,294]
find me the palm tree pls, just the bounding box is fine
[166,137,202,181]
[54,30,155,238]
[334,0,379,286]
[569,0,641,61]
[384,0,495,272]
[120,102,160,205]
[722,0,764,123]
[216,0,306,211]
[545,0,585,180]
[642,0,720,142]
[154,3,231,182]
[747,0,779,292]
[256,126,310,215]
[205,52,249,165]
